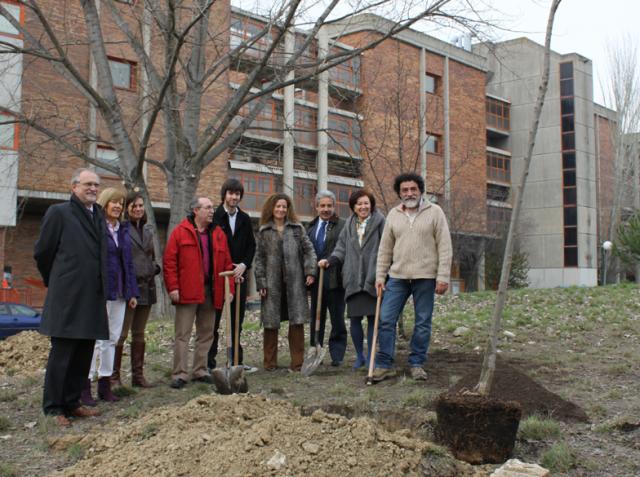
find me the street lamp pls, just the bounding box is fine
[602,240,613,285]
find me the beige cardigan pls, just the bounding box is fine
[375,199,452,284]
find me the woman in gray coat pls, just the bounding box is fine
[254,193,316,371]
[319,190,385,369]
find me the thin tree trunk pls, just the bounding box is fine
[475,0,563,395]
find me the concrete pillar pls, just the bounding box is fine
[88,1,100,162]
[317,28,329,191]
[419,48,427,182]
[443,56,451,204]
[283,30,295,196]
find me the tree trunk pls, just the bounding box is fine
[475,0,563,395]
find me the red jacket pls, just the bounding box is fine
[163,218,234,309]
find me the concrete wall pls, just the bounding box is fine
[477,39,598,287]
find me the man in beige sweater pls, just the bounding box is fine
[373,172,452,382]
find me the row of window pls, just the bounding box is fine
[560,61,578,267]
[228,170,358,218]
[237,99,362,156]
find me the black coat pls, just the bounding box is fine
[213,204,256,275]
[307,214,345,290]
[34,194,109,340]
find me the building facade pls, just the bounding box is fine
[0,2,623,306]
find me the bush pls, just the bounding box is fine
[541,442,575,473]
[518,415,562,440]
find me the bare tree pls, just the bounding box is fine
[0,0,483,237]
[600,36,640,282]
[475,0,563,395]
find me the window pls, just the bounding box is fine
[294,107,317,147]
[330,183,359,218]
[329,49,360,89]
[486,151,510,183]
[487,205,511,231]
[229,171,280,212]
[559,61,578,267]
[425,133,440,154]
[424,73,439,94]
[487,184,509,203]
[0,2,22,37]
[96,146,119,177]
[0,113,17,150]
[108,58,136,91]
[486,97,510,130]
[230,16,272,58]
[9,304,37,317]
[328,115,360,156]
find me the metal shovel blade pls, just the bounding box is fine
[301,345,327,377]
[212,365,246,395]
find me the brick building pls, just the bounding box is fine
[0,2,625,306]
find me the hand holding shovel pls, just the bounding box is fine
[212,271,248,394]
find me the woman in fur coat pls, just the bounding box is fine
[254,193,316,371]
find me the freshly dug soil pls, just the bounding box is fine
[53,394,476,477]
[425,351,588,423]
[435,393,522,464]
[0,330,49,377]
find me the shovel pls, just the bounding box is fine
[365,290,383,385]
[301,267,326,377]
[212,271,247,394]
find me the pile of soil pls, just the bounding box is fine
[54,394,479,477]
[0,331,49,377]
[445,357,588,423]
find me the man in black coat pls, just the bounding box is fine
[207,178,257,372]
[34,168,108,427]
[307,190,347,366]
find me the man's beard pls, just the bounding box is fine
[402,198,419,208]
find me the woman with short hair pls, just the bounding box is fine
[254,193,316,371]
[319,189,385,369]
[81,188,139,405]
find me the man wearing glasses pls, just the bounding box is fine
[34,168,108,427]
[163,197,235,389]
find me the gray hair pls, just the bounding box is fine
[315,190,336,206]
[71,168,98,185]
[188,197,202,213]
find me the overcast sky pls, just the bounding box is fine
[467,0,640,105]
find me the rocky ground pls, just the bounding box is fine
[0,283,639,476]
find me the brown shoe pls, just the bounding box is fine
[111,344,124,387]
[131,341,154,388]
[69,406,101,418]
[54,415,72,427]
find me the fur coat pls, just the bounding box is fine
[254,221,317,329]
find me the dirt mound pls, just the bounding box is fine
[447,359,588,423]
[53,394,478,477]
[0,331,49,377]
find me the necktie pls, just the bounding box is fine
[317,220,326,255]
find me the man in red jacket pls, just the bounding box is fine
[163,197,234,389]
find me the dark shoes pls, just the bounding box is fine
[80,379,97,407]
[170,378,187,389]
[352,353,366,370]
[331,361,342,367]
[97,377,120,402]
[193,375,214,384]
[69,406,101,418]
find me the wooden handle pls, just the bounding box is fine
[366,291,383,382]
[219,270,235,277]
[234,281,241,366]
[314,267,324,333]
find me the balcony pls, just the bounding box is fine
[328,113,361,158]
[486,96,510,137]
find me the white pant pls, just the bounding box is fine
[89,299,126,379]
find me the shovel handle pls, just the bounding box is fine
[219,270,235,277]
[314,268,324,341]
[366,290,383,385]
[221,273,232,368]
[234,279,241,366]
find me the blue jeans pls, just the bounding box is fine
[375,278,436,369]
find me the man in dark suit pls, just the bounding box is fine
[207,178,257,373]
[34,168,108,427]
[307,190,347,366]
